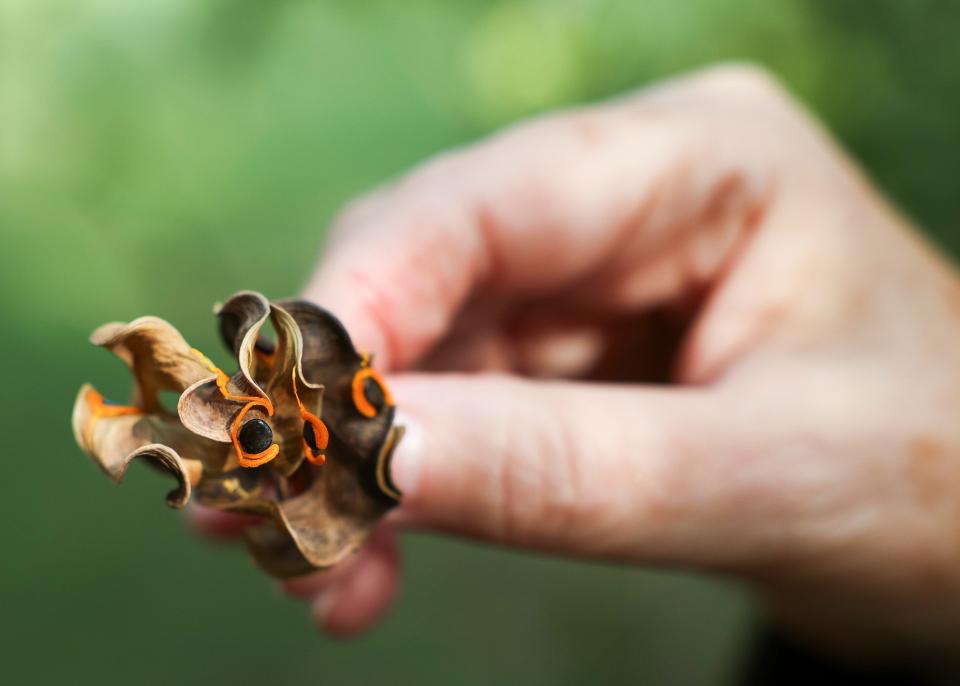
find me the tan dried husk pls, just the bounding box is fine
[72,291,403,577]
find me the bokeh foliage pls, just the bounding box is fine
[1,1,957,684]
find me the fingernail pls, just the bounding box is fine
[389,410,423,497]
[311,590,338,630]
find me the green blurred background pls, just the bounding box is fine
[2,1,958,684]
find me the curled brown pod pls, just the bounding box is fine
[72,291,403,578]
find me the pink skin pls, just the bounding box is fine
[190,64,960,668]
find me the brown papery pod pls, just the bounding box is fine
[72,291,403,577]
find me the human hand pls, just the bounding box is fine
[193,64,960,668]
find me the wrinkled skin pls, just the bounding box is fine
[193,64,960,674]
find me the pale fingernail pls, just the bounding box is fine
[311,590,338,630]
[389,410,423,497]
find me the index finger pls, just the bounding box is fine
[303,65,787,371]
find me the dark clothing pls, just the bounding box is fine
[743,627,933,686]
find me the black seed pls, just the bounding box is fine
[254,336,276,355]
[238,418,273,454]
[303,421,319,451]
[363,377,385,412]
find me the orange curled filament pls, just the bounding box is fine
[83,387,142,446]
[292,367,328,466]
[86,388,142,419]
[351,364,393,419]
[192,348,278,468]
[254,343,276,367]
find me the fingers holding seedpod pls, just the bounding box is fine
[383,372,836,573]
[277,525,401,637]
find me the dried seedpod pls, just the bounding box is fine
[72,291,403,577]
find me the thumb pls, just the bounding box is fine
[387,373,760,570]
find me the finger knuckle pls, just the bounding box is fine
[328,192,389,245]
[490,384,591,545]
[697,61,784,98]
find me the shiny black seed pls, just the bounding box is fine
[363,377,385,412]
[303,421,319,451]
[238,418,273,454]
[254,336,276,355]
